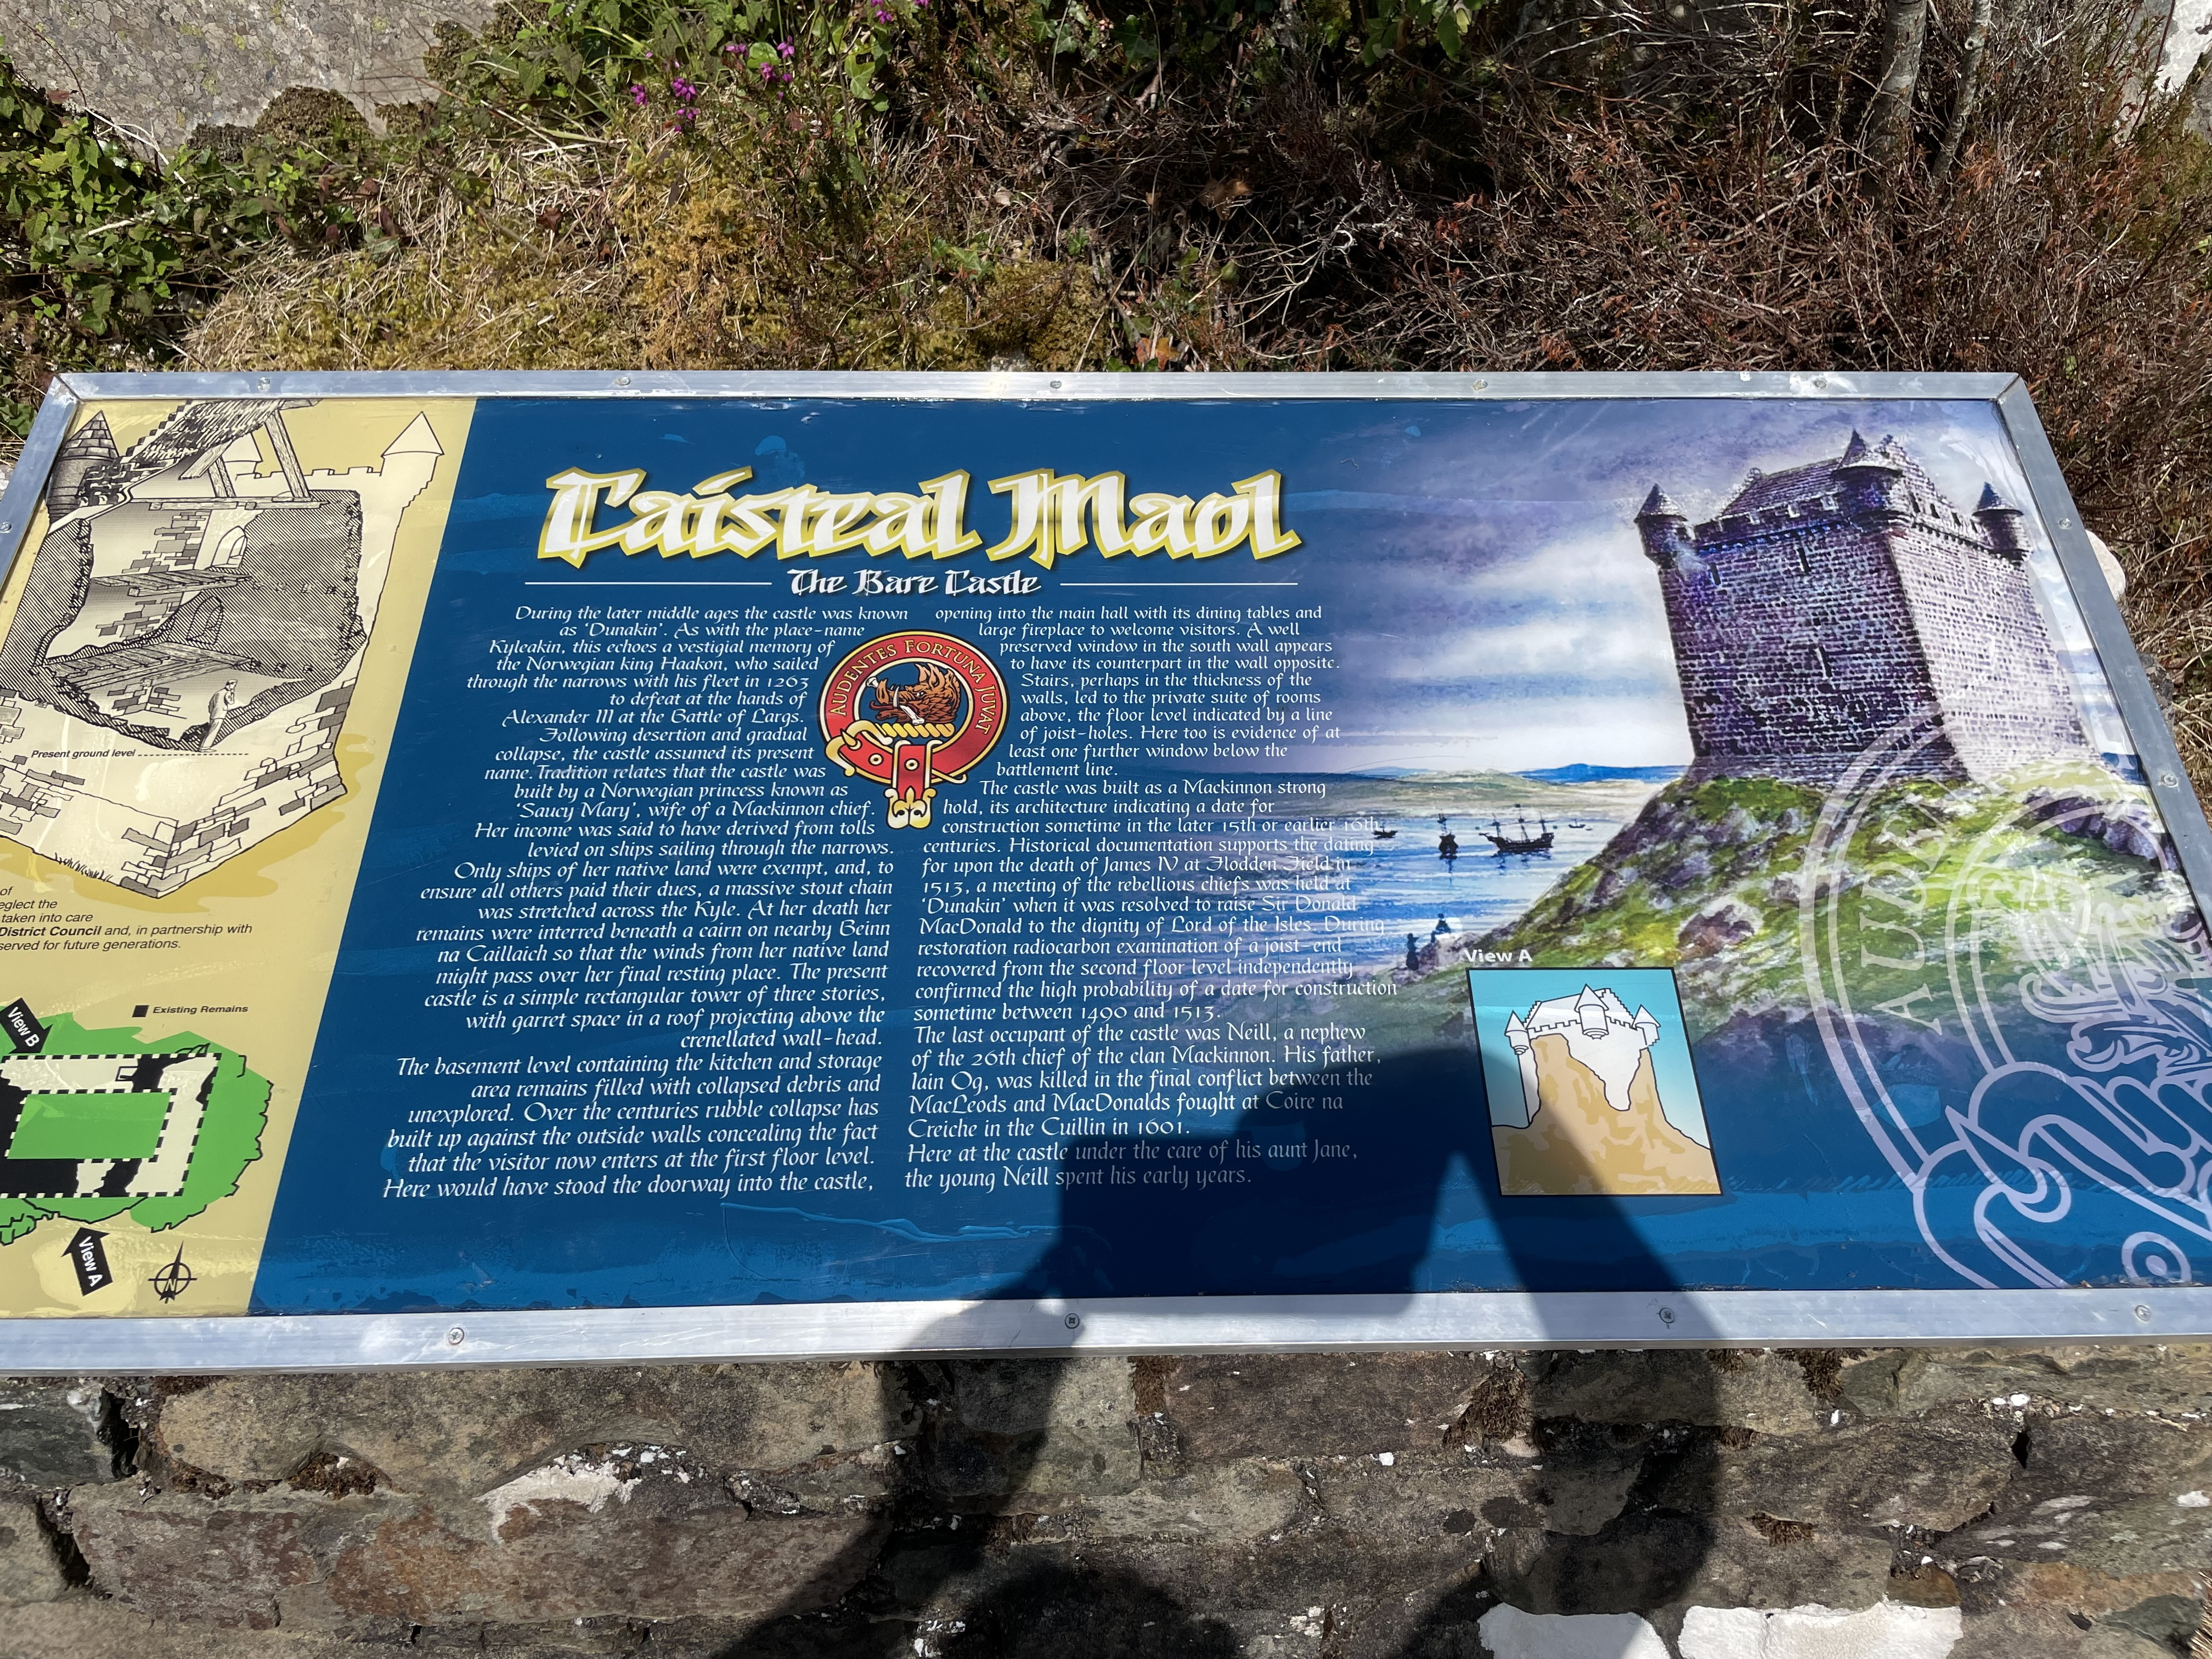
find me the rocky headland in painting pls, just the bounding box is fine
[1476,763,2182,1035]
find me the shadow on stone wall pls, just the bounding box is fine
[716,1046,1724,1658]
[5,1058,2210,1654]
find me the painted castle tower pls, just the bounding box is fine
[1636,432,2094,785]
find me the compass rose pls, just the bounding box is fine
[149,1247,196,1304]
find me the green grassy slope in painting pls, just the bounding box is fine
[1477,763,2193,1039]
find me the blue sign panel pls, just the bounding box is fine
[0,373,2205,1358]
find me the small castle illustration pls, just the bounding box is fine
[1636,432,2095,785]
[1488,984,1719,1196]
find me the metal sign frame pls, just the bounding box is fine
[1,368,2207,1372]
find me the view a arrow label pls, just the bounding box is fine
[65,1228,113,1296]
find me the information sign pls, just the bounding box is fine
[1,370,2208,1368]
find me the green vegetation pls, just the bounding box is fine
[0,64,374,435]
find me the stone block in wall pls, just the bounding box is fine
[928,1359,1138,1498]
[0,0,499,154]
[1839,1345,2212,1420]
[1308,1449,1534,1543]
[1955,1489,2212,1579]
[1939,1411,2212,1576]
[1530,1351,1819,1434]
[1667,1515,1898,1616]
[0,1378,111,1487]
[1962,1561,2207,1656]
[2016,1410,2212,1508]
[0,1493,67,1607]
[1950,1600,2182,1658]
[0,1598,366,1657]
[1065,1527,1462,1657]
[1158,1352,1494,1461]
[1490,1512,1722,1618]
[1650,1417,2019,1531]
[149,1363,913,1496]
[65,1449,879,1634]
[1073,1457,1304,1540]
[876,1536,1257,1656]
[727,1441,905,1517]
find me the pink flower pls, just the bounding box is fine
[629,82,648,106]
[777,38,794,58]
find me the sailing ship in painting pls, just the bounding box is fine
[1483,810,1555,855]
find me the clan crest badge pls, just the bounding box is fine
[819,631,1008,828]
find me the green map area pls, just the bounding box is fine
[0,1013,272,1246]
[7,1090,168,1161]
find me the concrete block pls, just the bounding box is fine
[1678,1600,1963,1657]
[1478,1605,1672,1657]
[0,1379,111,1487]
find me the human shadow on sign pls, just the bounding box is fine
[714,1041,1724,1658]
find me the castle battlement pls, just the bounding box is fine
[1638,432,2092,786]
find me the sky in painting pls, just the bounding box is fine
[1268,397,2130,775]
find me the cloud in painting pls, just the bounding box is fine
[1240,399,2126,778]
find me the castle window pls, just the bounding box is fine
[1819,494,1838,511]
[1796,546,1810,574]
[1797,644,1831,679]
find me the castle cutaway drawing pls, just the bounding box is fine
[1637,431,2094,785]
[0,400,439,895]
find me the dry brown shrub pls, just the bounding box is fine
[174,0,2212,777]
[617,99,1108,371]
[184,128,641,372]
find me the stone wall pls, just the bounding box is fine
[2,1345,2207,1658]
